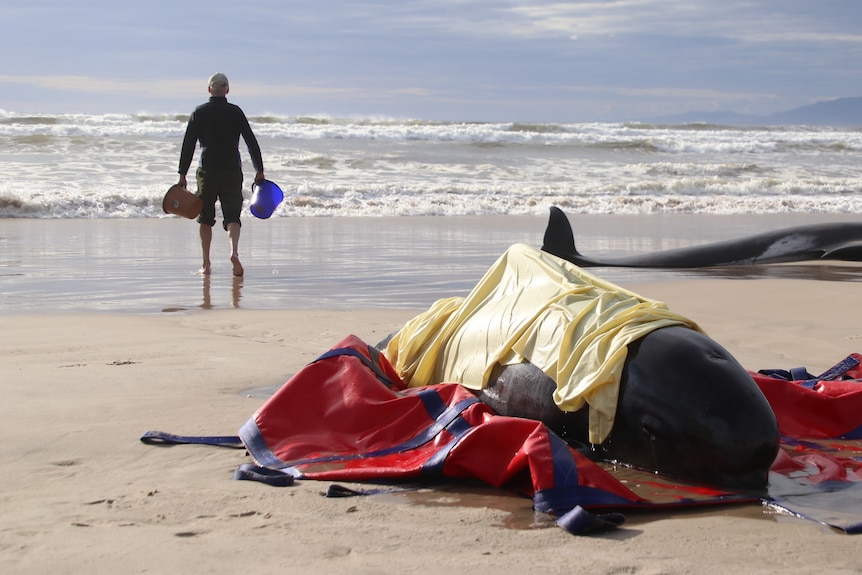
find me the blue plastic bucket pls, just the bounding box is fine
[250,180,284,219]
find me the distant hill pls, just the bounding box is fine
[768,97,862,126]
[647,96,862,127]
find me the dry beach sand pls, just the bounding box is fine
[2,215,862,574]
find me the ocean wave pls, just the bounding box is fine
[0,110,860,219]
[0,115,60,126]
[1,110,860,150]
[3,178,860,219]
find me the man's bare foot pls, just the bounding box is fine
[230,255,244,277]
[198,265,211,275]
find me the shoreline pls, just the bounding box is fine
[3,212,861,315]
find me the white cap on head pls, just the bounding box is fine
[208,73,229,89]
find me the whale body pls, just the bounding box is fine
[543,206,862,268]
[478,326,779,491]
[380,323,779,491]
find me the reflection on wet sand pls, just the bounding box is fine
[200,275,244,309]
[5,217,862,315]
[575,262,862,288]
[683,263,862,282]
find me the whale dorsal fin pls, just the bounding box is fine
[541,206,580,261]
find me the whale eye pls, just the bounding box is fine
[642,414,663,441]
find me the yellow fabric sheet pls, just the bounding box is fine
[384,243,700,444]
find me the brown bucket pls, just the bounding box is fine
[162,184,203,219]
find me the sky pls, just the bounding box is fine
[1,0,861,122]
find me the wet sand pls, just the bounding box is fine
[2,214,862,573]
[3,212,862,314]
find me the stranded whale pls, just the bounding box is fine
[382,242,780,491]
[479,326,779,490]
[542,206,862,268]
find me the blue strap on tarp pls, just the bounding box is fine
[314,346,399,389]
[555,505,626,535]
[816,355,861,381]
[233,463,297,487]
[139,430,244,448]
[758,354,861,388]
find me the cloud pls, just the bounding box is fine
[0,74,436,113]
[0,75,199,96]
[506,0,862,45]
[0,1,860,119]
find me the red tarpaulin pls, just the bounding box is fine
[142,338,862,535]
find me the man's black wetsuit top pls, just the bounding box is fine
[178,96,264,175]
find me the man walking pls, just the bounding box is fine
[177,72,265,277]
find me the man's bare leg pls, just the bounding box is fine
[227,222,244,277]
[199,224,213,275]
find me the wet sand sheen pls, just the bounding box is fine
[2,212,861,315]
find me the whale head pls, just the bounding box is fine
[597,326,779,491]
[481,325,779,491]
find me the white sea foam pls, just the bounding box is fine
[1,110,860,218]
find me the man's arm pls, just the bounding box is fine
[238,112,265,178]
[177,115,198,186]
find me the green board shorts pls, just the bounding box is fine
[195,167,244,230]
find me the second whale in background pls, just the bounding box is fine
[542,206,862,268]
